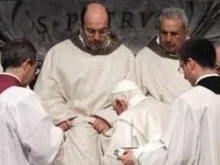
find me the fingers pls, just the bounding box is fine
[119,150,135,165]
[91,118,110,134]
[66,119,73,127]
[57,119,73,132]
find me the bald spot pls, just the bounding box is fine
[84,3,109,29]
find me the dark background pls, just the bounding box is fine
[0,0,220,61]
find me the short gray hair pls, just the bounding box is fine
[159,7,189,29]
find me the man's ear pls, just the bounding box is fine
[188,58,196,71]
[21,59,31,71]
[115,98,128,115]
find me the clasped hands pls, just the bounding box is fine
[117,150,135,165]
[57,116,110,134]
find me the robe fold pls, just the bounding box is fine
[34,38,136,165]
[0,74,64,165]
[136,38,191,104]
[133,76,220,165]
[104,96,170,165]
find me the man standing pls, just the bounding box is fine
[120,38,220,165]
[0,39,64,165]
[136,7,191,104]
[104,80,170,165]
[34,2,136,165]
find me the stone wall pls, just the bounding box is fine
[0,0,219,60]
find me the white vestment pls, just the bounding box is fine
[133,86,220,165]
[34,39,136,165]
[104,96,170,165]
[0,86,63,165]
[0,54,2,72]
[0,64,3,72]
[136,47,191,104]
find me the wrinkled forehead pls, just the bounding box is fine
[160,17,185,30]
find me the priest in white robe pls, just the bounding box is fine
[0,39,64,165]
[120,38,220,165]
[104,80,170,165]
[34,2,136,165]
[136,8,191,104]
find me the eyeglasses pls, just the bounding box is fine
[84,27,109,38]
[178,59,190,74]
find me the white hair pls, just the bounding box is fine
[159,7,189,29]
[111,89,142,104]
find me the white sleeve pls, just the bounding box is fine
[34,49,76,125]
[14,92,64,165]
[133,98,197,165]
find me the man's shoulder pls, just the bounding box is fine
[136,46,154,55]
[182,86,214,97]
[136,46,158,59]
[50,39,73,50]
[176,86,216,108]
[115,44,134,56]
[45,39,77,59]
[1,86,36,105]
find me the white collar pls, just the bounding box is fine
[195,73,219,85]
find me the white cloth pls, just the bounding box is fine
[104,96,170,165]
[111,79,139,94]
[0,86,63,165]
[0,54,2,72]
[34,39,136,165]
[0,64,3,72]
[136,47,191,104]
[133,86,220,165]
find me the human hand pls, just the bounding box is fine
[90,117,111,134]
[57,119,73,132]
[120,150,135,165]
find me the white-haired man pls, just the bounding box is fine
[121,38,220,165]
[136,7,191,104]
[104,80,170,165]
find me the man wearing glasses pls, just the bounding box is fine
[0,39,64,165]
[120,38,220,165]
[34,1,136,165]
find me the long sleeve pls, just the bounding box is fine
[14,92,64,165]
[93,47,137,125]
[135,47,191,104]
[134,97,198,165]
[34,48,76,125]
